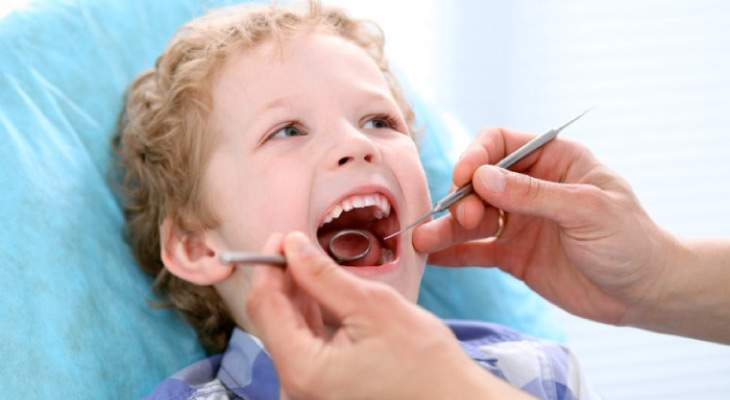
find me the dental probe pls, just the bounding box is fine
[383,108,592,241]
[220,229,372,266]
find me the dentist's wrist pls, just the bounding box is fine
[626,234,730,343]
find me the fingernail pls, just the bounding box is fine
[477,165,506,193]
[458,144,478,162]
[458,147,469,161]
[291,232,317,255]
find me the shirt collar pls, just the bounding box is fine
[217,328,279,399]
[447,320,501,364]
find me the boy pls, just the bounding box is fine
[113,2,599,399]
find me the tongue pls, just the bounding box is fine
[317,229,382,266]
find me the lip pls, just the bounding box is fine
[339,250,401,276]
[315,184,402,275]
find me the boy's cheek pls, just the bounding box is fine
[395,142,432,201]
[409,162,433,211]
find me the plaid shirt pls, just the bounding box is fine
[144,321,600,400]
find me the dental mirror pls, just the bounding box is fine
[326,229,372,264]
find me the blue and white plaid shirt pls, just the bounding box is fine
[144,321,600,399]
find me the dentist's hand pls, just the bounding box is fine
[246,232,536,400]
[413,127,678,331]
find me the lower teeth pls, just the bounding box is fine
[378,248,394,265]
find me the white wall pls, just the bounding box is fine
[334,1,730,399]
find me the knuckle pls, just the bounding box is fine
[571,184,612,222]
[515,173,544,204]
[568,138,597,160]
[459,127,501,166]
[581,185,611,211]
[303,252,336,277]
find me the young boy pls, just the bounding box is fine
[114,2,600,399]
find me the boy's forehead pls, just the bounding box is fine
[210,32,396,118]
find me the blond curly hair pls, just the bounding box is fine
[112,1,415,353]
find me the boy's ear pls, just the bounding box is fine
[160,218,231,285]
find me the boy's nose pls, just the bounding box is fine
[329,129,381,169]
[337,151,375,166]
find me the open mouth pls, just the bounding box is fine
[316,193,400,267]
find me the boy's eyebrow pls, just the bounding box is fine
[358,89,398,108]
[255,97,289,115]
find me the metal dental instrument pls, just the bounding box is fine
[219,229,373,266]
[327,229,372,264]
[383,108,592,241]
[219,251,287,266]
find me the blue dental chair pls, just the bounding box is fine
[0,1,562,397]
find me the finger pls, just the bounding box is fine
[454,128,536,187]
[248,288,323,378]
[274,255,326,338]
[413,207,502,254]
[247,235,322,358]
[453,193,485,230]
[283,232,382,321]
[471,164,602,226]
[291,280,327,339]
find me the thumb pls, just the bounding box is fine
[473,164,597,225]
[283,232,375,320]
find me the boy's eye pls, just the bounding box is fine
[363,117,393,130]
[270,124,305,139]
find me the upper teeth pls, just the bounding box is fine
[320,193,392,227]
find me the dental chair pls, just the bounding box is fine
[0,0,562,397]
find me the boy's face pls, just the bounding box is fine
[203,32,431,302]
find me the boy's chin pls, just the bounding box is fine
[317,252,426,329]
